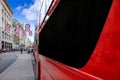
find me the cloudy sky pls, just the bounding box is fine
[7,0,40,42]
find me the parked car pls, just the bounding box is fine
[2,48,6,53]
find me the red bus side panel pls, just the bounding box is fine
[81,0,120,80]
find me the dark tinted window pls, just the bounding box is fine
[39,0,113,68]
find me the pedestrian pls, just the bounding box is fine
[28,48,30,54]
[31,48,33,53]
[21,48,23,54]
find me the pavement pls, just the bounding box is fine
[0,52,35,80]
[0,52,17,73]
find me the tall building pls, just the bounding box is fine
[12,18,20,49]
[12,19,27,49]
[0,0,13,50]
[19,21,25,48]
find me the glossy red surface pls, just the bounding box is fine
[81,0,120,80]
[37,0,120,79]
[39,55,102,80]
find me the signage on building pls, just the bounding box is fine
[29,30,32,36]
[22,30,26,36]
[25,24,30,32]
[5,24,10,33]
[15,24,20,36]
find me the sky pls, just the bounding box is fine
[7,0,40,42]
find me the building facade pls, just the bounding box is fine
[19,21,26,48]
[12,19,27,50]
[12,18,20,49]
[0,0,13,51]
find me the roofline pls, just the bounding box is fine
[3,0,13,14]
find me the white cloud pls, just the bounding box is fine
[15,3,27,11]
[21,0,40,21]
[16,6,22,11]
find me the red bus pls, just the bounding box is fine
[34,0,120,80]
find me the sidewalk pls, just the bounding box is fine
[0,53,35,80]
[0,53,3,59]
[0,53,1,59]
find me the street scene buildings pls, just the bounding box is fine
[0,0,32,52]
[0,0,37,80]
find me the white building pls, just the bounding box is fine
[12,19,27,49]
[0,0,13,50]
[19,22,26,48]
[12,18,20,49]
[25,37,31,48]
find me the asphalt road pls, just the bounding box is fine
[0,52,17,74]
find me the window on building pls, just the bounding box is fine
[2,9,4,15]
[9,35,10,40]
[5,33,6,39]
[2,17,3,22]
[5,20,6,24]
[6,34,7,39]
[2,31,4,39]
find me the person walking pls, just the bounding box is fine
[21,48,23,54]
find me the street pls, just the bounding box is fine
[0,51,35,80]
[0,51,22,74]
